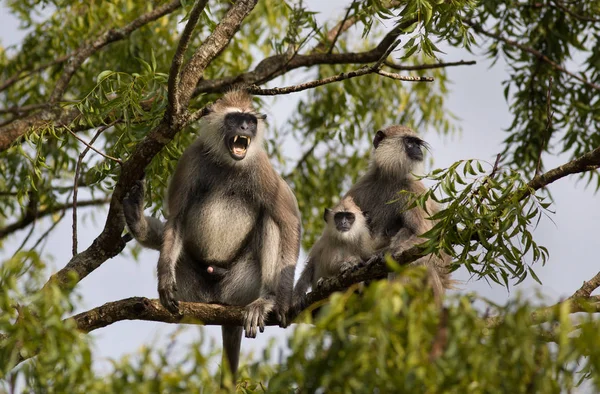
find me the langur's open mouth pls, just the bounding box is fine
[227,135,251,160]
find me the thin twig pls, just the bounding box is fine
[248,64,432,96]
[0,104,48,116]
[384,59,477,71]
[372,38,402,70]
[66,127,123,165]
[0,198,108,239]
[375,69,433,82]
[284,141,319,181]
[167,0,210,123]
[327,0,357,54]
[12,221,36,256]
[536,77,553,176]
[465,20,600,91]
[0,55,70,93]
[491,153,502,178]
[72,121,118,255]
[551,0,600,23]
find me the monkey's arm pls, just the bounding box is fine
[157,220,183,313]
[123,179,165,250]
[156,151,196,313]
[293,258,315,300]
[264,177,301,327]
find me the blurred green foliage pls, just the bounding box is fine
[0,0,599,392]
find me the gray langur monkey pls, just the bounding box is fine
[293,196,376,299]
[122,90,301,378]
[344,125,452,300]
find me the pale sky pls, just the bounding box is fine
[1,0,599,378]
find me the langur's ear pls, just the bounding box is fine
[323,208,332,222]
[363,211,372,228]
[373,130,386,149]
[256,113,267,120]
[199,104,214,118]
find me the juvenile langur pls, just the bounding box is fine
[122,90,301,378]
[293,196,376,299]
[344,125,452,299]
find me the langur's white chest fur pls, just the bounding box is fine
[186,194,258,262]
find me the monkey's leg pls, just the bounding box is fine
[217,254,272,338]
[157,223,183,313]
[221,325,243,382]
[123,179,164,250]
[243,297,275,338]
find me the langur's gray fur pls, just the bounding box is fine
[344,125,452,300]
[123,90,301,378]
[293,196,376,300]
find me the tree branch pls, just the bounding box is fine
[72,121,119,256]
[167,0,210,123]
[192,18,416,95]
[550,0,600,23]
[0,55,70,93]
[384,59,477,71]
[177,0,259,110]
[247,65,432,96]
[570,271,600,300]
[0,198,109,239]
[67,127,123,165]
[66,244,422,336]
[0,107,80,153]
[520,145,600,200]
[464,20,600,92]
[325,0,357,54]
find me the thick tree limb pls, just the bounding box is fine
[57,134,600,331]
[177,0,259,110]
[5,146,599,369]
[0,198,109,239]
[0,107,80,153]
[65,244,425,336]
[167,0,210,123]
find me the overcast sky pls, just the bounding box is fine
[1,0,599,377]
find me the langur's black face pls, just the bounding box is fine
[334,211,356,232]
[224,112,259,161]
[402,136,425,161]
[373,129,428,162]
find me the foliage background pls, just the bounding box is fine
[0,0,599,391]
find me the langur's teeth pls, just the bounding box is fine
[247,137,251,144]
[234,136,239,143]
